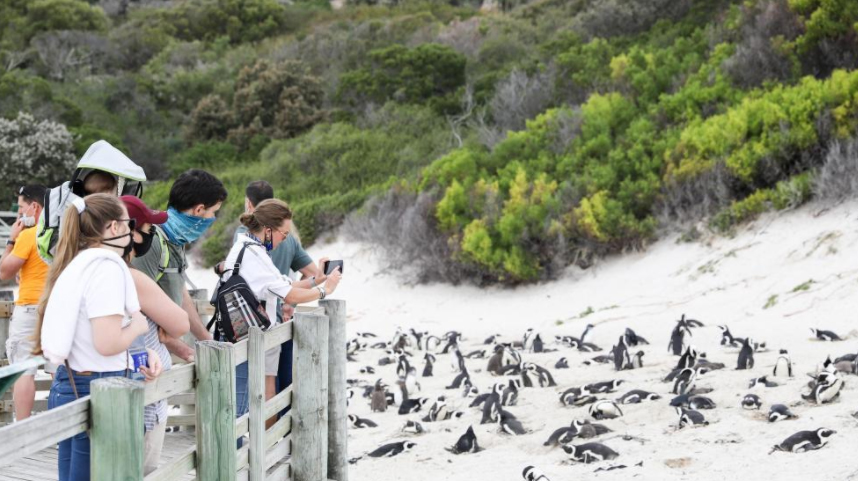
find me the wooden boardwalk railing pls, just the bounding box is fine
[0,298,348,481]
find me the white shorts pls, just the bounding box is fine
[6,305,39,375]
[265,345,281,377]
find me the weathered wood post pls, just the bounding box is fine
[321,299,347,481]
[292,311,329,481]
[248,326,266,481]
[196,340,236,481]
[0,294,14,362]
[90,377,144,481]
[182,288,210,433]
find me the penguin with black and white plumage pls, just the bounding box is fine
[502,380,519,406]
[521,328,536,351]
[451,347,468,373]
[555,357,569,369]
[480,383,504,424]
[532,334,545,353]
[398,396,430,415]
[422,353,435,377]
[498,408,527,435]
[348,414,378,428]
[768,404,797,422]
[672,366,707,395]
[749,375,778,388]
[668,314,702,356]
[676,407,708,429]
[772,349,793,378]
[527,363,557,387]
[810,328,842,341]
[401,420,424,434]
[423,396,449,422]
[446,425,483,454]
[486,344,507,375]
[718,325,740,347]
[562,442,619,463]
[447,368,471,390]
[584,354,614,366]
[440,331,462,354]
[617,389,660,404]
[359,366,375,375]
[737,337,755,370]
[357,331,377,338]
[630,351,645,369]
[462,383,479,399]
[570,338,603,352]
[584,379,625,395]
[522,466,551,481]
[770,428,836,454]
[741,393,763,410]
[484,334,502,345]
[367,441,417,458]
[675,346,699,370]
[623,327,648,346]
[612,336,632,371]
[671,393,717,410]
[543,421,578,447]
[573,419,612,438]
[580,324,594,344]
[589,400,623,420]
[370,379,388,413]
[805,375,844,404]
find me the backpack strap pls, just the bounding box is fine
[232,241,260,277]
[153,226,178,282]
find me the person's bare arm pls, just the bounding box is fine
[0,253,25,280]
[132,269,190,338]
[283,268,342,304]
[91,312,149,356]
[182,287,213,342]
[164,336,195,363]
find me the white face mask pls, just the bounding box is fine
[20,205,36,227]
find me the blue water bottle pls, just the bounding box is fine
[129,336,148,381]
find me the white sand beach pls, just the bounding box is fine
[190,198,858,480]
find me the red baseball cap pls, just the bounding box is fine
[120,195,168,226]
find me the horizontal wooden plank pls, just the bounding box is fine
[263,322,293,350]
[236,445,249,471]
[265,415,291,450]
[166,414,196,427]
[0,399,47,413]
[235,413,249,437]
[264,386,292,419]
[267,461,290,481]
[265,438,290,471]
[144,445,195,481]
[166,392,195,406]
[194,300,214,316]
[0,396,89,463]
[144,363,195,405]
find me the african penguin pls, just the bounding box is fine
[676,407,708,429]
[484,334,501,345]
[583,380,624,394]
[422,353,435,377]
[368,441,417,458]
[398,397,430,415]
[480,383,504,424]
[562,442,619,463]
[401,420,424,434]
[589,400,623,420]
[487,345,506,375]
[573,419,612,438]
[347,414,378,428]
[772,349,793,378]
[810,328,842,342]
[624,327,648,346]
[612,336,632,371]
[630,351,645,369]
[580,324,594,344]
[741,394,762,410]
[617,389,660,404]
[360,366,375,374]
[447,425,482,454]
[498,409,526,435]
[543,421,578,446]
[736,337,755,370]
[749,376,778,388]
[370,380,388,412]
[555,357,569,369]
[446,369,471,390]
[770,428,835,454]
[522,466,551,481]
[768,404,797,422]
[502,381,519,406]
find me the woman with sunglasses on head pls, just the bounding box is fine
[34,193,164,481]
[224,199,342,424]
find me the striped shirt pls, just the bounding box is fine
[143,319,171,431]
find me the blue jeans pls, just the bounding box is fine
[276,340,293,415]
[48,365,129,481]
[234,340,292,419]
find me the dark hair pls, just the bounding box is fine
[239,199,292,232]
[245,180,274,207]
[168,169,228,211]
[18,184,47,206]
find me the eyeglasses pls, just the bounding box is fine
[268,226,290,239]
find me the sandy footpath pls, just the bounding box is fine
[188,199,858,481]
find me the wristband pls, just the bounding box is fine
[310,276,317,287]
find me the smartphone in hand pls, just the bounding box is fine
[323,260,344,275]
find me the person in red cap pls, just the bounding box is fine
[120,195,190,474]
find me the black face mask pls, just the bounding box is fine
[133,228,156,258]
[103,232,134,258]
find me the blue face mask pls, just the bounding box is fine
[161,207,216,245]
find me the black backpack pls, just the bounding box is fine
[208,242,272,343]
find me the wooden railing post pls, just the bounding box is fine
[249,326,266,481]
[196,340,236,481]
[90,377,144,481]
[0,296,14,362]
[321,299,347,481]
[292,311,329,481]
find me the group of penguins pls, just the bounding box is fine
[343,315,854,478]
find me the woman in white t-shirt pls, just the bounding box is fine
[34,193,163,481]
[224,199,342,424]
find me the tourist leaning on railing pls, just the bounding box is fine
[33,193,163,481]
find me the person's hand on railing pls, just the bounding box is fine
[281,303,295,321]
[140,348,163,382]
[324,267,342,295]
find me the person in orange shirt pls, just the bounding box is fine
[0,184,50,420]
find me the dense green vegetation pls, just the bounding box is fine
[2,0,857,282]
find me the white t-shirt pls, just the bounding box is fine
[64,260,138,372]
[223,234,293,323]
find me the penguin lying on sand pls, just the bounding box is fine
[741,394,762,410]
[810,328,842,341]
[617,390,660,404]
[498,409,527,435]
[522,466,551,481]
[446,425,482,454]
[676,407,708,429]
[562,443,619,463]
[749,376,778,388]
[544,421,577,446]
[367,441,417,458]
[589,400,623,420]
[401,420,424,434]
[768,404,797,422]
[347,414,378,428]
[583,380,624,394]
[670,393,716,410]
[555,357,569,369]
[770,428,835,454]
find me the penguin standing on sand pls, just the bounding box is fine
[672,366,707,395]
[562,443,619,463]
[612,336,632,371]
[447,425,482,454]
[810,328,842,341]
[370,380,387,412]
[768,404,797,422]
[772,349,793,378]
[422,353,435,377]
[741,394,762,410]
[668,315,702,355]
[447,368,471,390]
[770,428,835,454]
[630,351,645,369]
[624,327,648,346]
[480,383,504,424]
[502,381,519,406]
[487,345,507,375]
[737,338,755,370]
